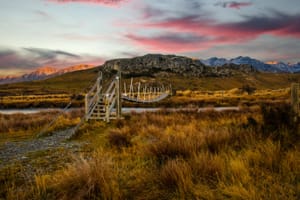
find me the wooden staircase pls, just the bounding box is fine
[85,72,121,122]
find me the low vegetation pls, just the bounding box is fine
[0,109,83,143]
[1,103,299,199]
[1,70,296,108]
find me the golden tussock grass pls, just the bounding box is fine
[47,150,120,200]
[0,109,83,142]
[1,103,299,199]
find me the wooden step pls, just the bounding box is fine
[89,116,117,119]
[94,108,104,110]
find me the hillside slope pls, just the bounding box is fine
[1,54,300,96]
[0,64,95,85]
[0,67,99,96]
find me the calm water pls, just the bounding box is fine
[0,107,239,115]
[0,108,80,115]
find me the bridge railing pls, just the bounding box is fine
[103,76,118,121]
[121,84,172,103]
[85,72,102,119]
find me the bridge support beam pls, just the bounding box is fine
[85,94,88,121]
[104,94,110,123]
[115,76,121,119]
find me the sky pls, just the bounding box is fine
[0,0,300,76]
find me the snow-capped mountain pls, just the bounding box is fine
[290,63,300,72]
[0,64,95,85]
[20,66,59,82]
[201,57,228,66]
[230,56,282,72]
[269,62,293,73]
[201,56,300,73]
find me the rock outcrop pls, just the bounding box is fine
[101,54,257,77]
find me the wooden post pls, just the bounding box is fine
[114,63,122,119]
[137,82,141,100]
[115,77,121,119]
[124,82,127,96]
[85,94,88,121]
[118,65,122,118]
[129,78,133,98]
[105,94,110,123]
[291,83,299,115]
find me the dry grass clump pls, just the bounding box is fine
[189,152,226,185]
[0,109,83,142]
[0,112,57,133]
[47,150,120,200]
[147,134,200,163]
[107,128,132,149]
[159,159,193,198]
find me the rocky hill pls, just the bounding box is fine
[102,54,256,77]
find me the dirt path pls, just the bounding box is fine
[0,128,83,168]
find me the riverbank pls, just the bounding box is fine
[0,106,240,115]
[0,88,290,109]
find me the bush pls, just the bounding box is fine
[261,103,299,143]
[107,129,132,149]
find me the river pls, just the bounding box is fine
[0,107,239,115]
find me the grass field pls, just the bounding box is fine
[1,68,299,108]
[0,109,83,144]
[0,68,99,96]
[0,77,296,109]
[0,103,299,199]
[1,68,300,96]
[0,69,299,199]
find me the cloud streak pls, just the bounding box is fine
[122,8,300,53]
[46,0,130,7]
[153,13,295,41]
[0,47,105,74]
[215,1,253,9]
[126,33,212,53]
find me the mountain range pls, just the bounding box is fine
[201,56,300,73]
[0,64,95,85]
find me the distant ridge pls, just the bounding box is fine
[201,56,300,73]
[0,64,96,85]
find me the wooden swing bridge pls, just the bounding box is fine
[84,72,171,122]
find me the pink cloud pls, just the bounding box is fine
[123,12,300,53]
[46,0,130,7]
[142,13,300,40]
[126,33,213,53]
[142,16,260,44]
